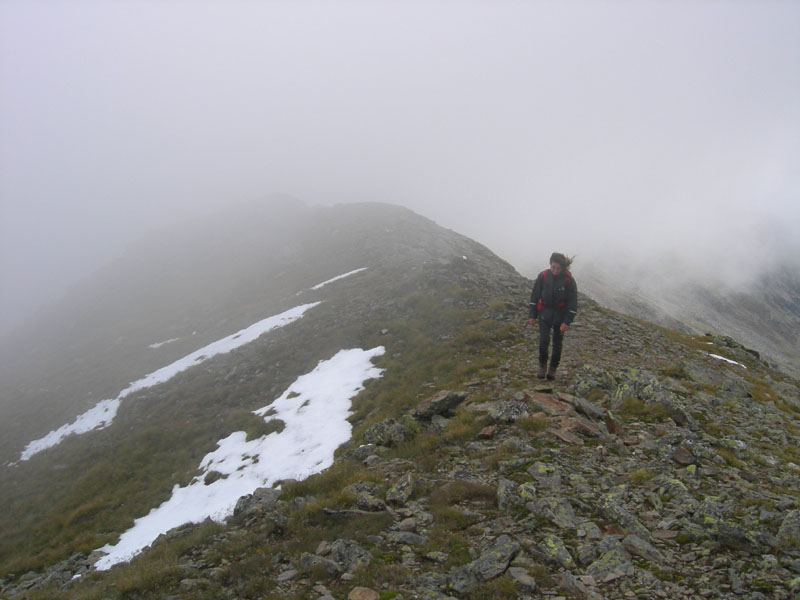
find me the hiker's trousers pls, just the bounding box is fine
[538,314,564,368]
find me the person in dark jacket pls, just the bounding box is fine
[528,252,578,380]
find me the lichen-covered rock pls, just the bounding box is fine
[653,475,699,511]
[527,496,578,529]
[298,552,343,576]
[534,533,574,569]
[363,418,409,446]
[693,497,725,529]
[507,567,537,592]
[598,487,650,539]
[386,472,415,506]
[449,564,478,594]
[527,461,563,487]
[622,534,664,563]
[448,534,519,593]
[233,487,280,516]
[566,394,606,421]
[488,400,529,423]
[713,522,763,554]
[778,509,800,547]
[470,534,520,581]
[327,539,372,572]
[586,546,633,582]
[497,478,521,511]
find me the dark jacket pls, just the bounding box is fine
[529,269,578,325]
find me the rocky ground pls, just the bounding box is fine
[4,295,800,600]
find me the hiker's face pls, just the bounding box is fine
[550,262,563,275]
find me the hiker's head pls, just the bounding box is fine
[549,252,571,273]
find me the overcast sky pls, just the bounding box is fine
[2,0,799,334]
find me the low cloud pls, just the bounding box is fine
[1,1,798,332]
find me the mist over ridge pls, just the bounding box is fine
[2,1,798,336]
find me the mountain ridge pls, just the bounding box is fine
[1,202,799,600]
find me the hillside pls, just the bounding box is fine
[1,202,800,600]
[577,258,800,379]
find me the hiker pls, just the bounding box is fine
[528,252,578,380]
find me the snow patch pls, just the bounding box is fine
[311,268,367,290]
[93,346,385,570]
[709,353,747,368]
[148,338,179,349]
[19,303,321,461]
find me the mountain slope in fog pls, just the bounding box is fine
[579,258,800,378]
[2,202,799,600]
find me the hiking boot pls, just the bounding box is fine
[546,367,557,380]
[537,364,547,379]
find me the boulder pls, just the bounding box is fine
[363,418,408,446]
[386,472,415,506]
[328,539,372,572]
[412,390,469,420]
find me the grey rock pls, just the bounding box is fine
[586,547,633,581]
[622,534,664,563]
[449,534,519,593]
[449,564,478,594]
[559,572,591,596]
[328,539,372,571]
[345,443,382,461]
[386,472,415,506]
[233,487,280,516]
[533,533,574,568]
[569,395,606,421]
[298,553,343,576]
[387,531,428,546]
[363,418,409,446]
[507,566,537,591]
[714,522,762,554]
[497,478,522,511]
[413,390,469,420]
[470,534,520,581]
[488,400,529,424]
[778,509,800,547]
[527,496,578,529]
[598,488,651,539]
[276,569,298,581]
[355,492,386,511]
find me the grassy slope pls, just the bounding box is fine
[0,202,523,581]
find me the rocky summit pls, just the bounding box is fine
[1,202,799,600]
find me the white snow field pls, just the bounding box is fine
[94,345,385,570]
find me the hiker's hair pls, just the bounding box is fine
[550,252,574,269]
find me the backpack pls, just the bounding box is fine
[536,269,572,312]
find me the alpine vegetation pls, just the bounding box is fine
[1,202,798,600]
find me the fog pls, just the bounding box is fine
[2,0,799,335]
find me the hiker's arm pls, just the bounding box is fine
[528,275,542,320]
[564,278,578,325]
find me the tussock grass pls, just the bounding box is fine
[428,481,496,508]
[617,395,671,422]
[715,448,747,469]
[517,415,549,434]
[630,468,656,485]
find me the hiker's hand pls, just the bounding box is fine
[560,323,568,333]
[528,318,536,327]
